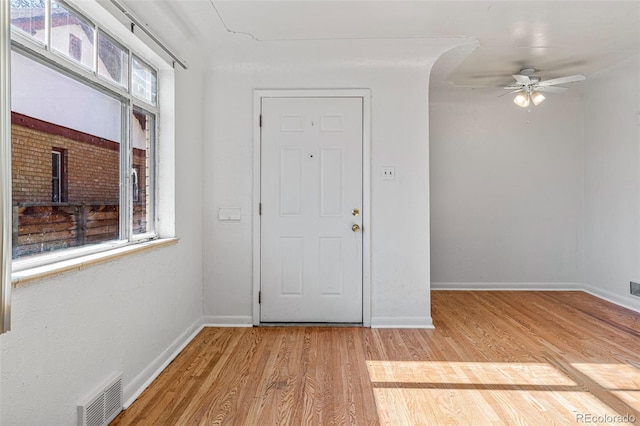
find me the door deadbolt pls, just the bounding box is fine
[352,208,360,216]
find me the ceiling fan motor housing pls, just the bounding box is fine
[519,68,541,84]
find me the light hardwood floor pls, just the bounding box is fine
[111,291,640,425]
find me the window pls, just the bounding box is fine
[12,52,123,258]
[132,56,157,106]
[50,0,94,69]
[9,0,164,264]
[51,151,61,202]
[97,30,128,89]
[51,149,65,202]
[132,108,155,236]
[10,0,46,45]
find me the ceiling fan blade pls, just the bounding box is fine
[512,75,531,85]
[537,75,586,87]
[498,89,522,97]
[535,86,568,93]
[503,84,523,89]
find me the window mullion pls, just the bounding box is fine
[93,25,98,74]
[150,110,157,235]
[1,0,13,334]
[45,0,51,48]
[120,102,132,241]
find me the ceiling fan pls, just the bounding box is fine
[502,68,586,107]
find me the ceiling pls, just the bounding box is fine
[118,1,640,91]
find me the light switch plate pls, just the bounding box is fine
[381,167,395,180]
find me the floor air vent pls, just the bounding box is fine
[631,282,640,297]
[78,374,123,426]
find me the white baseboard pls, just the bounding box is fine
[203,315,253,327]
[432,282,640,314]
[583,285,640,314]
[370,316,434,329]
[123,318,204,408]
[431,282,583,291]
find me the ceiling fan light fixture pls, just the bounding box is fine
[505,70,585,109]
[513,91,530,108]
[531,91,546,106]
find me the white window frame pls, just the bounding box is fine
[2,0,13,333]
[8,0,172,274]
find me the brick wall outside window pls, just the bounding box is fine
[10,112,148,257]
[11,112,147,204]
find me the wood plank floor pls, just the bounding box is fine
[111,291,640,425]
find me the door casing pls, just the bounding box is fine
[252,89,372,326]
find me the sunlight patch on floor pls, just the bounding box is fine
[572,363,640,411]
[367,361,636,425]
[366,361,577,386]
[372,388,629,425]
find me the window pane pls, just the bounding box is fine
[132,56,157,106]
[132,108,154,235]
[98,30,128,89]
[11,52,121,141]
[10,0,46,44]
[11,52,121,259]
[51,149,65,203]
[51,0,95,70]
[51,151,60,202]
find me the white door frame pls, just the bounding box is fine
[252,89,372,326]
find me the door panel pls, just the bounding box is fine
[260,97,363,323]
[279,148,303,215]
[320,149,343,216]
[319,237,344,295]
[279,237,304,295]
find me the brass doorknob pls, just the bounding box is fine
[352,224,360,232]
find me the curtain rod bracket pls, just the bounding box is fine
[109,0,188,70]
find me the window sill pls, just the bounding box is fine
[12,237,179,287]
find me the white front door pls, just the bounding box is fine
[260,97,363,323]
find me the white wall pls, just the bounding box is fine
[430,88,584,289]
[583,56,640,311]
[0,52,205,425]
[202,39,469,327]
[430,55,640,312]
[11,51,122,142]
